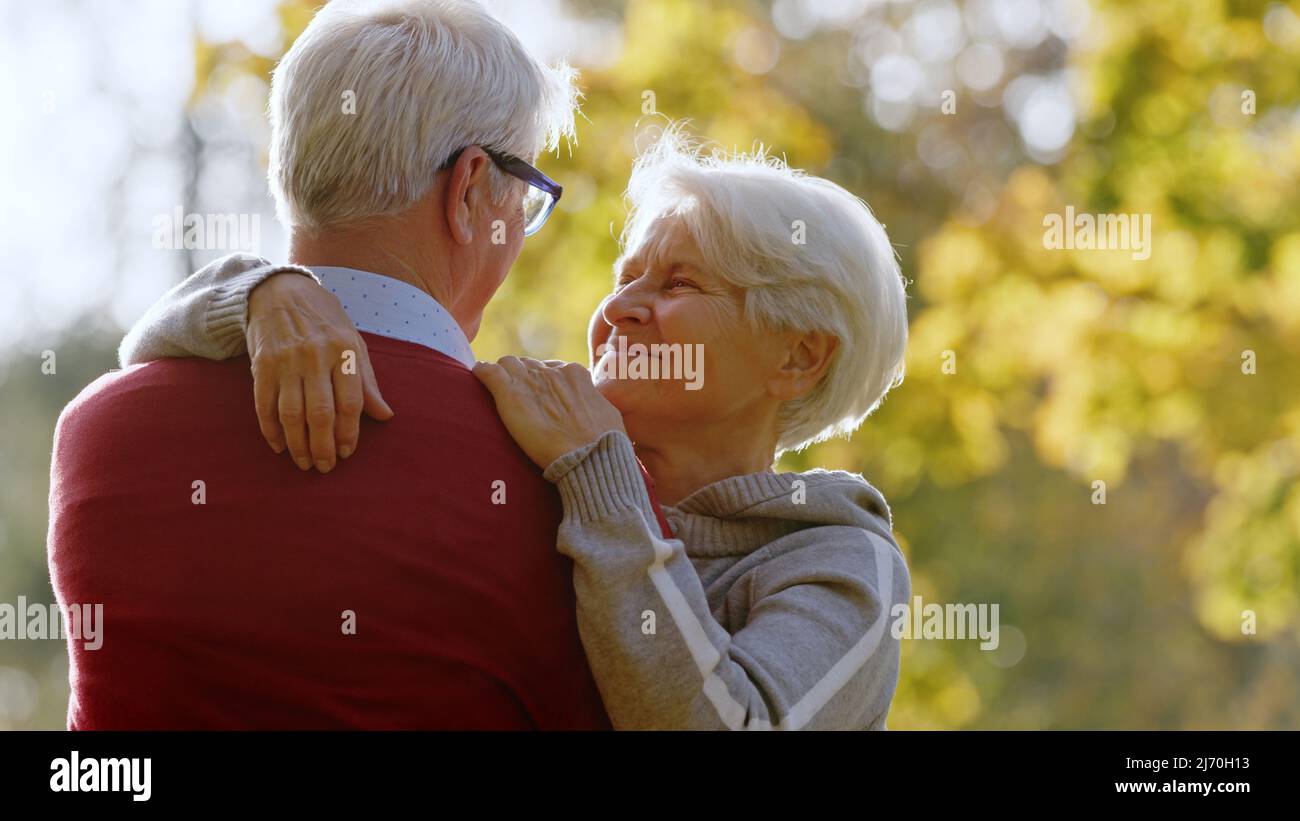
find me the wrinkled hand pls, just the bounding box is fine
[472,356,626,470]
[247,273,393,472]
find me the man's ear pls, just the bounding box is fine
[768,330,839,401]
[443,147,492,246]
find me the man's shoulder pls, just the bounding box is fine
[56,363,154,432]
[359,332,475,374]
[57,358,236,425]
[53,359,275,478]
[358,333,496,411]
[52,342,518,474]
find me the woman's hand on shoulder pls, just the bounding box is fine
[472,356,625,470]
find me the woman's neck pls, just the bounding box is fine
[630,419,777,506]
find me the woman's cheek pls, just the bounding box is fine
[587,297,614,367]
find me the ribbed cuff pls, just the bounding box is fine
[543,430,659,526]
[205,262,319,355]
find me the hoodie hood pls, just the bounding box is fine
[662,468,896,559]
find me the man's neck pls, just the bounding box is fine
[288,225,463,325]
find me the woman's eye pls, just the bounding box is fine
[667,277,696,290]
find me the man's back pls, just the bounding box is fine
[48,332,610,729]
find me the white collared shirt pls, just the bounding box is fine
[312,266,475,369]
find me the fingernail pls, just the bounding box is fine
[295,457,311,471]
[270,441,285,454]
[316,460,333,473]
[339,445,353,459]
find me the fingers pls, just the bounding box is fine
[478,356,552,397]
[277,376,311,471]
[477,356,584,387]
[333,353,363,463]
[357,336,394,423]
[265,347,376,471]
[471,360,513,396]
[303,360,337,473]
[559,360,593,384]
[510,356,573,379]
[496,355,530,380]
[542,360,590,375]
[253,363,285,454]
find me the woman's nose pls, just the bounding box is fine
[601,285,652,326]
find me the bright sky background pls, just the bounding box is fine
[0,0,613,359]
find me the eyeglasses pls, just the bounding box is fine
[440,146,563,236]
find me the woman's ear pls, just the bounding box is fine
[443,147,491,246]
[768,331,839,401]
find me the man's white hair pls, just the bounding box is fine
[621,128,910,454]
[268,0,579,231]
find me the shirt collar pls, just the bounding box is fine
[311,266,475,369]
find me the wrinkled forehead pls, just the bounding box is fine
[616,212,708,274]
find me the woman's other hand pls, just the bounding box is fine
[247,273,394,472]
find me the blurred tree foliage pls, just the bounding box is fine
[3,0,1296,729]
[0,333,120,729]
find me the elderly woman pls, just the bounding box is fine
[121,133,912,730]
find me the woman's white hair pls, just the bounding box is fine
[268,0,580,231]
[621,127,910,454]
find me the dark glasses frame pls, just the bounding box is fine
[439,146,563,236]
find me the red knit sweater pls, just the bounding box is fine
[48,333,611,729]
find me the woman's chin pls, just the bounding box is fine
[594,375,635,408]
[596,376,667,419]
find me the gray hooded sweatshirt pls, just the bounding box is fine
[119,254,912,730]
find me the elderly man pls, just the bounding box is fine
[48,0,609,729]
